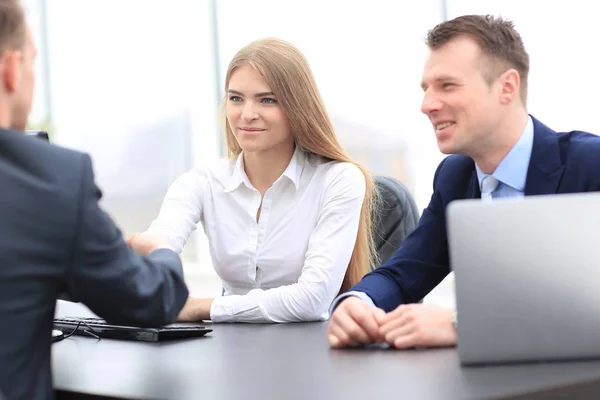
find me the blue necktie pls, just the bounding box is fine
[481,175,499,201]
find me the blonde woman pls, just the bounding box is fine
[129,38,377,323]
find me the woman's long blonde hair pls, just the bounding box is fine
[221,38,378,292]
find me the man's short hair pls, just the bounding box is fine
[0,0,26,53]
[426,15,530,104]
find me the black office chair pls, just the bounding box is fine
[372,175,419,267]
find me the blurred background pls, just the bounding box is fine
[24,0,600,305]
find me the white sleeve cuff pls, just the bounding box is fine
[210,296,235,322]
[210,292,265,323]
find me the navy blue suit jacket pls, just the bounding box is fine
[351,116,600,311]
[0,129,189,400]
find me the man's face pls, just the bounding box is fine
[420,36,504,157]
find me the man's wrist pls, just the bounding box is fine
[201,298,214,320]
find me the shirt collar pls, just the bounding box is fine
[476,115,534,191]
[223,146,304,193]
[279,146,304,190]
[222,153,248,193]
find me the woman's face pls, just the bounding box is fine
[226,64,293,156]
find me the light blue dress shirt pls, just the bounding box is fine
[475,115,534,198]
[330,116,535,313]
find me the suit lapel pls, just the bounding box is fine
[465,171,480,199]
[524,116,565,196]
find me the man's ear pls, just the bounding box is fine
[499,68,520,105]
[1,51,22,93]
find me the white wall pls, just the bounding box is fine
[23,0,50,126]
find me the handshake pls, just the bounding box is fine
[126,233,172,256]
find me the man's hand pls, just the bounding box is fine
[377,304,456,349]
[126,233,170,256]
[327,296,386,348]
[177,297,213,321]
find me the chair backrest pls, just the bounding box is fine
[372,176,419,267]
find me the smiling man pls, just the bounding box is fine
[327,14,600,350]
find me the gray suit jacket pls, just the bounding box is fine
[0,129,189,400]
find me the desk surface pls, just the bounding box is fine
[53,301,600,400]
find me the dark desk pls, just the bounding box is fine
[53,301,600,400]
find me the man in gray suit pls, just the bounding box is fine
[0,1,189,399]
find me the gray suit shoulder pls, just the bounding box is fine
[9,133,92,191]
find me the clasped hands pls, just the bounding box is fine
[125,233,213,322]
[327,296,457,349]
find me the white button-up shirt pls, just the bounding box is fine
[145,147,366,323]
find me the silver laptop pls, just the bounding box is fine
[447,192,600,365]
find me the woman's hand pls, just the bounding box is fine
[126,233,170,256]
[177,297,214,321]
